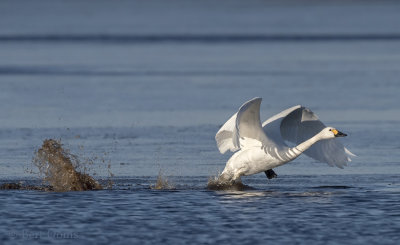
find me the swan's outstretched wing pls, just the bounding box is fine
[216,97,268,153]
[262,106,355,168]
[215,112,239,154]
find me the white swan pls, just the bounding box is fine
[215,97,355,183]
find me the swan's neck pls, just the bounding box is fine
[290,133,323,158]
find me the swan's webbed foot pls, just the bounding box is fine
[265,169,277,179]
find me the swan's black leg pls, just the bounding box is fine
[265,169,277,179]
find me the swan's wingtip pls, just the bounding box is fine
[239,97,262,112]
[248,97,262,103]
[287,104,303,111]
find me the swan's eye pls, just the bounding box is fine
[329,129,331,131]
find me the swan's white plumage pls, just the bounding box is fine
[234,98,269,150]
[262,105,355,168]
[216,97,355,172]
[215,113,239,154]
[216,97,268,154]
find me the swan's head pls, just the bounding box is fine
[320,127,347,139]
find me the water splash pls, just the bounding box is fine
[151,170,174,190]
[32,139,102,191]
[207,175,252,191]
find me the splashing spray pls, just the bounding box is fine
[32,139,102,191]
[151,170,174,190]
[207,173,250,191]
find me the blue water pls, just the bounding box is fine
[1,175,399,244]
[1,0,400,244]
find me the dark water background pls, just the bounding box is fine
[1,0,400,244]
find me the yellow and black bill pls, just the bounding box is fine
[332,129,347,137]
